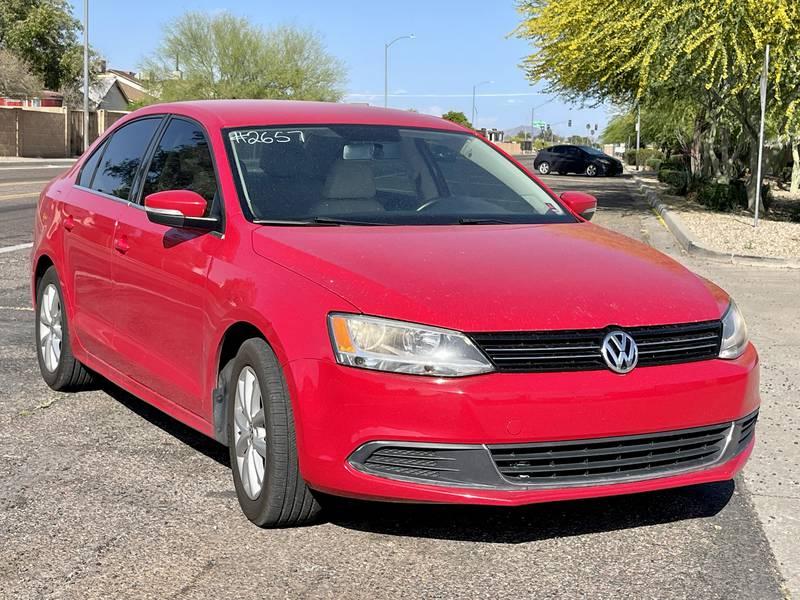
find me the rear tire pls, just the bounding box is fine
[35,267,94,391]
[227,338,321,527]
[538,162,551,175]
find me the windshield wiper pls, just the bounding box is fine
[252,219,338,226]
[312,217,390,226]
[458,218,514,225]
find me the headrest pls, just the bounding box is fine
[322,160,376,199]
[259,144,307,178]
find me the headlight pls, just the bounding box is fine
[719,300,749,359]
[328,314,494,377]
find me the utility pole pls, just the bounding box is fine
[384,34,414,108]
[755,44,770,227]
[471,80,492,128]
[82,0,89,153]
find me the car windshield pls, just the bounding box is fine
[225,125,574,225]
[579,145,607,157]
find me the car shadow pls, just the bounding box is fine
[99,379,229,467]
[322,480,735,544]
[97,380,735,543]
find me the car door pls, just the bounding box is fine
[64,117,163,360]
[549,146,569,173]
[111,117,223,414]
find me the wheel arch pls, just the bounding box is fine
[212,321,269,446]
[32,253,55,302]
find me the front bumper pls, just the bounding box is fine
[285,343,759,505]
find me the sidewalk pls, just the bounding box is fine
[0,157,76,167]
[629,169,800,268]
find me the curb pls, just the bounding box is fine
[630,174,800,270]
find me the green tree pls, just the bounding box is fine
[0,48,42,97]
[0,0,82,91]
[141,12,346,102]
[441,111,473,129]
[515,0,800,211]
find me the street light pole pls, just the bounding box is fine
[82,0,89,153]
[635,105,641,172]
[384,34,414,108]
[471,80,492,128]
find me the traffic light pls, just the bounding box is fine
[568,119,572,127]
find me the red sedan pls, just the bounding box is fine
[31,101,758,527]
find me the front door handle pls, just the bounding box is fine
[63,215,75,232]
[114,236,130,254]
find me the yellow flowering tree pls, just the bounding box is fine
[516,0,800,210]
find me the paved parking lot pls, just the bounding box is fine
[0,162,795,599]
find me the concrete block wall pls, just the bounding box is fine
[0,108,18,156]
[18,108,68,158]
[0,107,129,158]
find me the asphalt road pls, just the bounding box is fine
[0,163,790,599]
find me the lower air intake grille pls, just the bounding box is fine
[489,422,732,485]
[361,446,460,480]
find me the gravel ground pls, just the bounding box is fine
[675,209,800,259]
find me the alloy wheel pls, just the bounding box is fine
[234,366,267,500]
[538,162,550,175]
[38,283,62,372]
[586,164,598,176]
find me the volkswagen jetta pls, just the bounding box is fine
[32,101,758,527]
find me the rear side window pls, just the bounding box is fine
[91,118,161,200]
[77,140,107,188]
[142,118,218,206]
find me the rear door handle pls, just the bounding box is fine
[63,215,75,232]
[114,236,130,254]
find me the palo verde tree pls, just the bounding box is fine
[141,12,347,102]
[516,0,800,212]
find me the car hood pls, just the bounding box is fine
[251,223,726,331]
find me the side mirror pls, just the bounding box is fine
[560,191,597,221]
[144,190,218,230]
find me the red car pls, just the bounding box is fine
[32,101,758,527]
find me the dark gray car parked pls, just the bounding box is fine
[534,144,623,177]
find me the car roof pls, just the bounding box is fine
[128,99,468,132]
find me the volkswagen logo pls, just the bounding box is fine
[601,330,638,374]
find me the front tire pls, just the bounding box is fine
[538,161,551,175]
[585,163,599,177]
[227,338,321,527]
[35,267,94,391]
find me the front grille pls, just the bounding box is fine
[470,320,722,372]
[489,422,732,485]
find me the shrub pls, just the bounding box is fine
[659,155,689,172]
[624,148,663,166]
[695,181,748,211]
[645,157,662,171]
[658,169,689,195]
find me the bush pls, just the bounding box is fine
[658,169,689,195]
[645,157,662,171]
[695,181,748,212]
[624,148,664,166]
[659,155,689,172]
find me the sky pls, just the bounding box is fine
[71,0,610,136]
